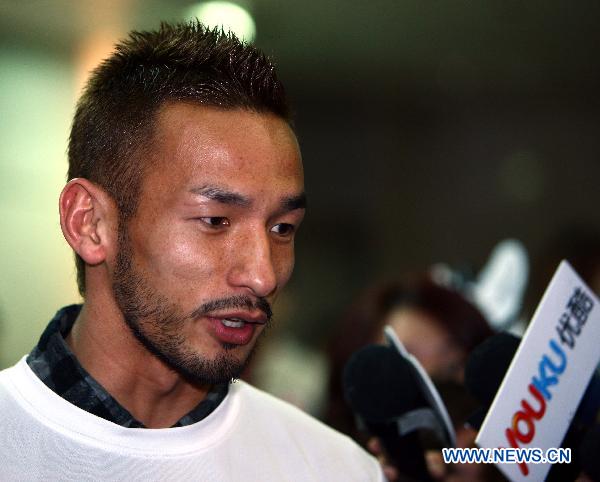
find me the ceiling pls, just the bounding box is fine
[1,0,599,95]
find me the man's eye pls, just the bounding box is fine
[199,217,230,227]
[271,223,295,236]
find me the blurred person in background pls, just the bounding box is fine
[325,275,495,480]
[326,274,493,437]
[0,22,384,481]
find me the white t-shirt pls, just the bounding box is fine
[0,357,384,481]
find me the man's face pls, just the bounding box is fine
[111,103,305,385]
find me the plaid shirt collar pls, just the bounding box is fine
[27,304,228,428]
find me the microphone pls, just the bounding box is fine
[463,332,521,429]
[580,423,600,481]
[342,342,453,482]
[465,332,600,428]
[465,332,600,481]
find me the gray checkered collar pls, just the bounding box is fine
[27,305,229,428]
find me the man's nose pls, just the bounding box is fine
[227,229,277,298]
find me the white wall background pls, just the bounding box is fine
[0,47,80,367]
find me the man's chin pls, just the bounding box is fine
[167,342,261,386]
[170,354,246,386]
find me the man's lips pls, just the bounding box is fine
[206,314,265,346]
[205,310,268,325]
[190,295,273,323]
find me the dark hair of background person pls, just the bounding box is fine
[68,21,290,296]
[324,275,493,437]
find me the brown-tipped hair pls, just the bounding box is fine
[324,276,493,437]
[68,21,291,296]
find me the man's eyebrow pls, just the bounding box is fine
[189,186,251,207]
[282,192,307,212]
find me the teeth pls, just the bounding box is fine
[222,318,245,328]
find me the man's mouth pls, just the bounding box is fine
[207,314,265,346]
[221,317,248,328]
[211,310,268,327]
[195,298,271,346]
[192,295,272,324]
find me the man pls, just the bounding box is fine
[0,22,383,481]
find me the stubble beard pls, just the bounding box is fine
[111,225,270,386]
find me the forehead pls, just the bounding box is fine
[142,102,303,192]
[387,307,448,339]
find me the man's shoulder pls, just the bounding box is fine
[232,380,340,434]
[229,380,384,480]
[0,357,41,413]
[0,358,23,391]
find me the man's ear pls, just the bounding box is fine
[59,178,117,266]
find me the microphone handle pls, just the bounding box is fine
[366,420,433,482]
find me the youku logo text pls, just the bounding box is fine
[504,287,594,476]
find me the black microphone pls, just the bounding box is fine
[464,332,600,428]
[580,423,600,481]
[464,332,600,481]
[342,344,435,482]
[463,332,521,429]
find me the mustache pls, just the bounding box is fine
[190,295,273,322]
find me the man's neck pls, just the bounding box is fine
[66,299,211,428]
